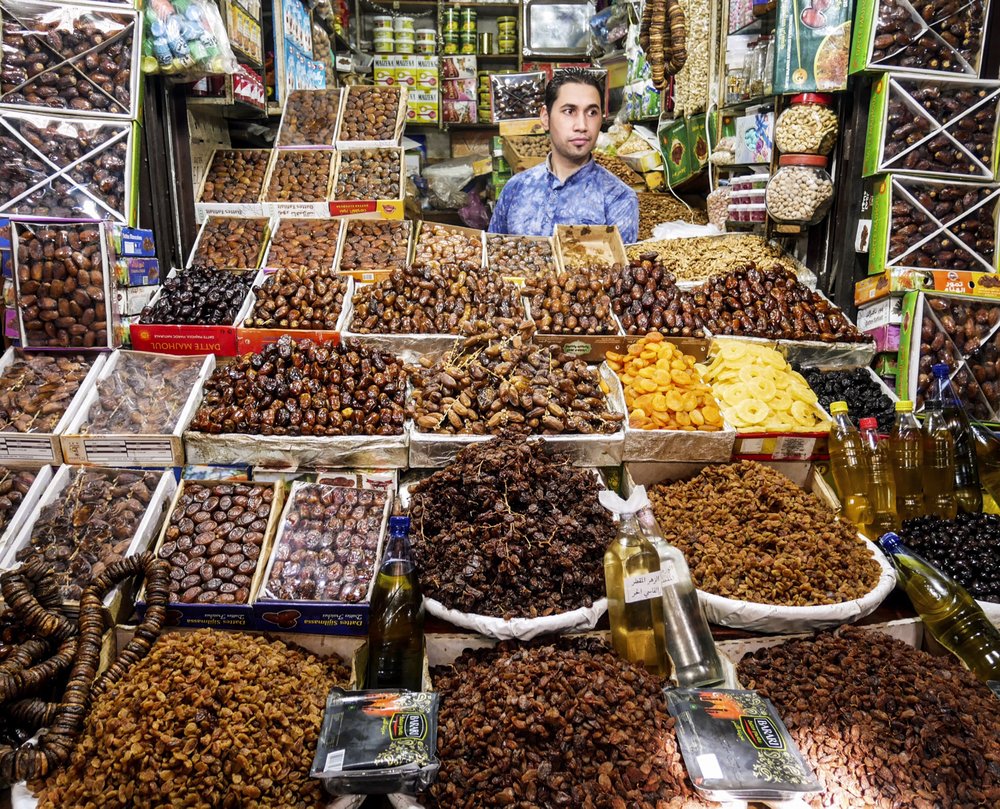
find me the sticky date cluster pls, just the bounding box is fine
[610,255,705,337]
[190,335,406,437]
[409,438,613,617]
[140,267,253,326]
[524,267,616,335]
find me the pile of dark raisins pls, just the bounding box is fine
[900,513,1000,603]
[799,366,896,432]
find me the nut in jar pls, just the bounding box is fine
[774,93,839,155]
[765,154,834,227]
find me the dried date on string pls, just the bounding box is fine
[408,437,613,618]
[738,627,1000,809]
[424,638,710,808]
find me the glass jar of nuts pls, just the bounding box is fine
[774,93,839,156]
[765,154,835,227]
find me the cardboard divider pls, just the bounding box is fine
[135,479,285,630]
[0,464,52,560]
[261,149,338,218]
[193,148,270,222]
[253,481,393,636]
[0,348,107,465]
[335,87,408,150]
[1,466,176,623]
[59,352,214,467]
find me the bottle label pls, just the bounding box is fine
[624,571,663,604]
[660,560,679,586]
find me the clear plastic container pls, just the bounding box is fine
[746,203,767,223]
[731,172,770,192]
[728,203,748,223]
[774,93,839,156]
[765,154,835,227]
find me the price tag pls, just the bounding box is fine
[624,571,662,604]
[772,436,816,460]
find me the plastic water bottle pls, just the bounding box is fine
[890,400,925,521]
[859,417,897,538]
[828,401,873,530]
[878,532,1000,683]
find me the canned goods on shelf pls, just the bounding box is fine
[372,15,392,31]
[460,41,476,54]
[479,33,493,53]
[498,36,516,54]
[396,40,414,53]
[416,40,435,54]
[395,30,414,42]
[442,7,459,33]
[394,15,414,32]
[497,15,516,34]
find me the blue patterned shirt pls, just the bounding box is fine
[489,156,639,244]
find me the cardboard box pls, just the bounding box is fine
[849,0,992,77]
[0,1,143,120]
[867,175,999,277]
[335,218,412,281]
[135,480,284,630]
[329,148,406,220]
[115,226,156,258]
[406,91,440,125]
[0,464,52,559]
[443,100,477,125]
[412,55,439,91]
[773,0,850,93]
[2,466,176,623]
[335,86,407,150]
[686,114,709,169]
[502,135,548,173]
[857,267,1000,306]
[252,481,392,636]
[223,0,263,64]
[443,78,476,102]
[12,218,120,349]
[498,118,547,137]
[59,352,214,468]
[873,352,899,377]
[525,304,626,362]
[129,269,259,357]
[863,75,1000,181]
[555,224,627,269]
[113,284,157,317]
[660,119,693,185]
[261,149,336,218]
[856,296,904,332]
[441,55,477,80]
[194,148,270,222]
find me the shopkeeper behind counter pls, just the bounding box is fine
[488,69,639,245]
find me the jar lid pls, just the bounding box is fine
[778,154,828,167]
[744,172,771,181]
[791,92,833,105]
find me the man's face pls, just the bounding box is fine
[540,82,602,164]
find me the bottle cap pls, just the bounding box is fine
[876,531,902,553]
[931,363,950,378]
[829,401,848,415]
[895,400,913,412]
[859,417,879,430]
[388,516,410,535]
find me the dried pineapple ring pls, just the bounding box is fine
[720,383,749,406]
[738,366,759,384]
[770,391,793,413]
[748,376,777,401]
[791,400,817,426]
[790,385,819,405]
[735,400,770,425]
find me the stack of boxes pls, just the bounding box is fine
[442,56,478,124]
[375,55,440,125]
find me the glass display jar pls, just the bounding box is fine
[765,155,835,227]
[742,39,758,100]
[774,93,839,155]
[761,35,775,96]
[748,37,767,98]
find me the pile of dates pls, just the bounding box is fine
[414,223,482,268]
[191,216,268,269]
[334,148,401,200]
[609,254,706,337]
[901,512,1000,602]
[190,335,406,437]
[262,485,387,603]
[340,86,401,142]
[278,89,342,146]
[424,638,704,808]
[16,222,108,348]
[15,468,160,601]
[523,267,616,334]
[265,218,341,272]
[409,438,613,617]
[799,366,896,433]
[244,268,347,331]
[486,234,555,278]
[690,263,868,342]
[200,149,269,203]
[409,331,624,435]
[139,267,253,326]
[81,352,203,435]
[0,468,36,535]
[159,481,275,605]
[0,5,135,114]
[0,352,92,433]
[339,219,410,273]
[350,262,521,334]
[264,150,333,202]
[0,115,129,218]
[888,181,995,268]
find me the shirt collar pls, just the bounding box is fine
[545,153,596,188]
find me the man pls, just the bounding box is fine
[488,69,639,244]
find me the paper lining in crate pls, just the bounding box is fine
[59,351,214,467]
[0,111,141,225]
[328,147,407,220]
[251,480,393,636]
[276,88,345,148]
[554,223,627,270]
[0,464,52,561]
[412,220,486,268]
[236,270,352,354]
[0,0,143,120]
[334,217,413,282]
[194,148,270,222]
[335,86,408,150]
[129,268,262,357]
[185,214,273,272]
[0,348,107,465]
[0,465,176,623]
[407,369,628,469]
[260,148,338,218]
[135,479,285,629]
[623,462,896,632]
[601,365,737,463]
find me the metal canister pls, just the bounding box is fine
[460,7,477,33]
[479,32,493,54]
[441,7,460,34]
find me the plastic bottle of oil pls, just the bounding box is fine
[828,401,873,531]
[922,393,959,520]
[858,417,897,538]
[890,400,925,522]
[601,488,668,677]
[878,532,1000,682]
[969,420,1000,506]
[931,364,983,513]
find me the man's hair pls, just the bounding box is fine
[544,68,605,113]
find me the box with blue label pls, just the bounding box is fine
[115,257,160,287]
[117,226,156,258]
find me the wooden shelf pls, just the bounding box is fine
[445,121,500,129]
[476,53,520,61]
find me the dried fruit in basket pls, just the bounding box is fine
[697,341,828,432]
[606,333,723,431]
